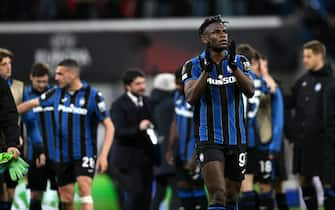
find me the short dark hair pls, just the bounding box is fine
[57,58,79,69]
[303,40,326,57]
[198,15,228,36]
[122,69,144,85]
[30,63,50,77]
[236,44,256,62]
[0,48,13,62]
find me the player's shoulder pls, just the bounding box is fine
[235,54,251,71]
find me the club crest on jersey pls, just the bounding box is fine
[314,83,322,92]
[79,97,85,106]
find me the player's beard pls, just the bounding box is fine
[207,43,225,53]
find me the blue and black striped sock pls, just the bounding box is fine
[208,203,226,210]
[239,191,258,210]
[259,191,274,210]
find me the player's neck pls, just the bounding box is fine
[210,50,225,64]
[68,79,83,92]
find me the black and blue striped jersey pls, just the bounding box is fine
[182,51,251,146]
[174,90,196,161]
[39,81,109,162]
[23,85,56,161]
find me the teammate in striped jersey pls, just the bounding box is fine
[18,59,115,210]
[166,69,207,210]
[21,63,60,210]
[182,15,255,210]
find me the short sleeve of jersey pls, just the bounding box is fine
[182,58,201,84]
[93,90,109,122]
[39,88,57,107]
[236,55,252,76]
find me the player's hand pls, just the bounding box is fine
[7,147,20,159]
[35,153,46,168]
[166,149,174,166]
[199,49,213,73]
[97,155,108,173]
[139,119,152,131]
[185,158,197,172]
[228,40,237,71]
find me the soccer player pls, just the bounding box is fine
[286,40,333,210]
[182,15,254,210]
[237,44,270,210]
[18,59,115,210]
[0,48,24,210]
[22,63,59,210]
[166,68,208,210]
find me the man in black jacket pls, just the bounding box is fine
[0,77,20,210]
[109,69,156,210]
[286,40,333,210]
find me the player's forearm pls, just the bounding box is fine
[167,118,178,151]
[185,72,208,104]
[100,118,114,157]
[17,98,39,114]
[233,70,254,98]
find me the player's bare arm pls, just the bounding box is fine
[97,117,115,173]
[232,68,255,98]
[184,72,209,104]
[17,98,39,114]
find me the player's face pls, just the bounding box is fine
[31,75,49,93]
[55,66,73,88]
[259,58,268,76]
[127,76,146,96]
[203,22,228,52]
[251,58,260,75]
[303,49,322,71]
[0,57,12,80]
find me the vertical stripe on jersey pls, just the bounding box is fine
[62,93,70,162]
[68,93,76,161]
[224,63,237,145]
[239,93,246,144]
[211,65,223,144]
[38,111,48,157]
[204,86,214,143]
[73,90,84,159]
[50,111,56,160]
[58,90,65,162]
[85,91,94,157]
[234,85,242,145]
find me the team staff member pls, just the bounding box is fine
[286,40,333,210]
[109,70,156,210]
[0,48,24,210]
[18,59,115,210]
[166,68,208,210]
[0,76,20,210]
[22,63,59,210]
[182,15,254,210]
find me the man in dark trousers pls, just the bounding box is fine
[0,76,21,210]
[110,69,156,210]
[286,40,333,210]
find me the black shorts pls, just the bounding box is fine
[196,145,247,181]
[175,158,204,189]
[55,157,96,187]
[293,139,324,176]
[27,160,58,191]
[0,169,18,188]
[245,148,258,174]
[253,150,288,183]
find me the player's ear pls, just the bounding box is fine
[200,34,208,45]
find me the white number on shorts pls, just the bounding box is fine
[239,152,247,167]
[82,157,95,169]
[259,160,272,173]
